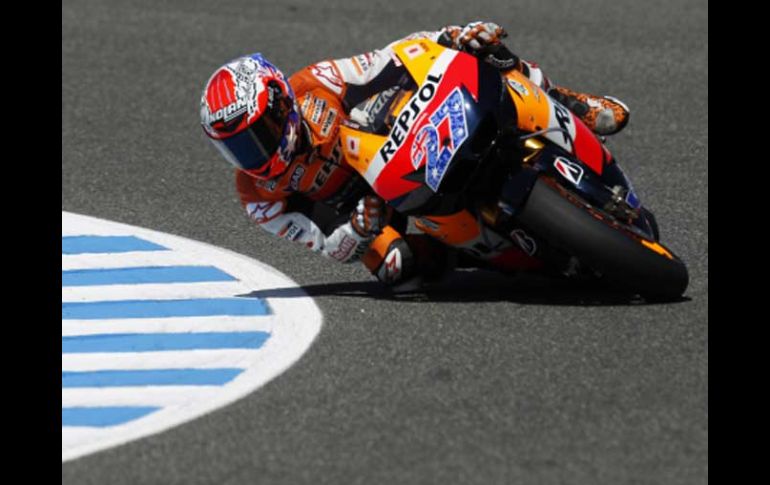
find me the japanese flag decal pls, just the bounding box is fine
[553,157,584,186]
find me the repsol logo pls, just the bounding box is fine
[379,73,444,163]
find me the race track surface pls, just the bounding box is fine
[62,0,708,483]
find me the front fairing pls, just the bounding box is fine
[339,38,647,234]
[389,61,512,214]
[340,40,513,215]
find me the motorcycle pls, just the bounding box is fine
[337,38,688,299]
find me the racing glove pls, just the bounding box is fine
[246,200,371,264]
[350,195,387,238]
[447,21,508,52]
[441,21,519,70]
[321,221,371,263]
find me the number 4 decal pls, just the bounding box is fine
[410,87,469,192]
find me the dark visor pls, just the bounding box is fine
[211,84,292,173]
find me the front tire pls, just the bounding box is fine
[516,177,689,299]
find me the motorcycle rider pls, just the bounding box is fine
[200,21,630,287]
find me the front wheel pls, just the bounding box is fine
[516,177,689,299]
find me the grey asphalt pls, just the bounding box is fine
[62,0,708,483]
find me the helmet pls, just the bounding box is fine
[200,54,301,180]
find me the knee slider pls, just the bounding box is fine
[375,239,416,285]
[362,228,416,285]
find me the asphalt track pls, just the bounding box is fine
[62,0,708,483]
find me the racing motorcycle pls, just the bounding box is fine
[337,38,688,299]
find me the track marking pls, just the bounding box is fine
[61,211,322,462]
[62,281,250,303]
[62,316,273,337]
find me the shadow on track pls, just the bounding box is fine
[239,269,690,307]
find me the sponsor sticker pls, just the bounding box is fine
[278,221,305,241]
[370,87,398,119]
[247,200,285,223]
[354,53,373,73]
[553,157,584,186]
[311,61,344,95]
[510,229,537,256]
[311,98,327,124]
[383,248,402,280]
[404,43,427,60]
[289,165,305,191]
[201,56,273,131]
[410,87,470,192]
[300,95,313,116]
[378,73,444,164]
[286,224,304,241]
[320,108,337,137]
[232,58,267,117]
[328,235,358,261]
[346,135,360,157]
[549,100,575,152]
[506,78,530,98]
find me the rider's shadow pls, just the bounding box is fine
[238,269,690,306]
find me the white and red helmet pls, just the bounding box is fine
[201,54,301,180]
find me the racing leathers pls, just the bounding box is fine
[235,22,630,285]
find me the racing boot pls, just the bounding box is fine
[548,86,630,136]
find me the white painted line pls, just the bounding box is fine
[62,429,124,450]
[63,387,214,408]
[62,211,323,463]
[62,251,198,270]
[63,349,263,371]
[62,281,248,303]
[62,316,273,337]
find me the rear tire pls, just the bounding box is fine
[516,177,689,299]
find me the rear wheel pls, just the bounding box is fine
[516,177,689,299]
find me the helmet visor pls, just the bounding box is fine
[210,83,293,174]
